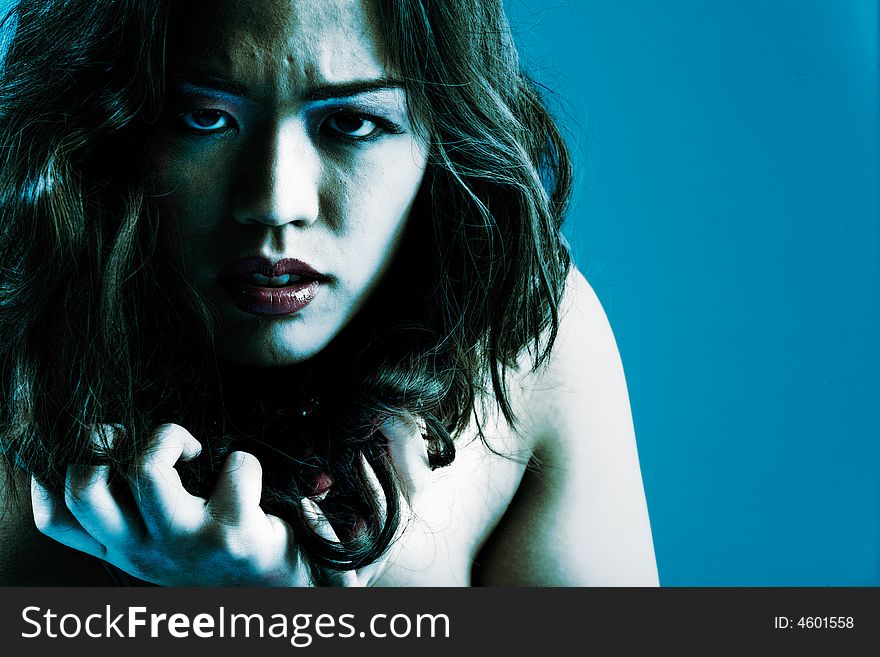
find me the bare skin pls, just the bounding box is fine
[152,0,430,367]
[0,0,658,586]
[0,269,658,586]
[374,268,660,586]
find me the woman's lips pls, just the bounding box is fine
[219,257,328,317]
[221,278,323,316]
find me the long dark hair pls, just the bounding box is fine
[0,0,572,579]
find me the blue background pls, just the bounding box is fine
[505,0,879,585]
[2,0,878,586]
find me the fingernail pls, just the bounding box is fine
[301,497,319,521]
[90,424,122,450]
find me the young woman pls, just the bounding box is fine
[0,0,659,586]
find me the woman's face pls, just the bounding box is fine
[148,0,428,366]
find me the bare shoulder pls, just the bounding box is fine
[527,267,637,442]
[474,268,660,586]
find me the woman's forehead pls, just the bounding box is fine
[169,0,391,96]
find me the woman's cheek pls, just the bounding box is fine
[164,161,229,238]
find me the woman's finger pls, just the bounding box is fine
[359,453,388,524]
[301,498,361,587]
[89,423,122,451]
[31,476,106,559]
[207,451,263,526]
[129,423,205,535]
[264,513,316,586]
[65,464,140,546]
[380,415,431,504]
[353,454,414,586]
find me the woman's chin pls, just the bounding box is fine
[214,326,331,368]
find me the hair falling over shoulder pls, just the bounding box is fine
[0,0,572,575]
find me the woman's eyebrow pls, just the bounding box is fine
[306,78,406,101]
[171,74,248,97]
[169,73,404,102]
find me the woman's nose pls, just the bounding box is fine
[231,121,320,228]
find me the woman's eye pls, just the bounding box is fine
[323,113,380,139]
[180,109,233,134]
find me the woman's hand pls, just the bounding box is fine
[303,415,431,587]
[30,416,432,587]
[31,423,312,586]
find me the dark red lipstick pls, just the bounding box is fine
[220,257,328,317]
